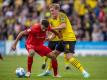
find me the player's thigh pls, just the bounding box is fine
[25,44,36,56]
[64,41,76,54]
[37,45,52,57]
[56,41,65,52]
[64,41,76,58]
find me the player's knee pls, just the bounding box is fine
[52,50,59,57]
[29,50,35,57]
[51,57,56,60]
[50,54,56,60]
[66,53,73,60]
[51,54,57,60]
[47,51,57,60]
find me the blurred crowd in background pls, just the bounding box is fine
[0,0,107,41]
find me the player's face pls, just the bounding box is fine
[50,7,59,18]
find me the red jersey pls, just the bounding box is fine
[26,23,49,46]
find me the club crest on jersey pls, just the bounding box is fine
[61,17,65,22]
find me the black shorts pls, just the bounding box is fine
[48,41,76,54]
[62,41,76,54]
[48,41,64,52]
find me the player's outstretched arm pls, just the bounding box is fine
[11,30,28,50]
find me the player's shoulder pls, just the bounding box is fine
[31,23,41,31]
[59,12,67,17]
[32,23,40,28]
[32,23,40,27]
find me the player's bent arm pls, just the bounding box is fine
[47,32,55,41]
[48,33,55,40]
[52,23,66,30]
[45,31,55,41]
[50,30,62,39]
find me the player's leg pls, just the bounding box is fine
[46,59,52,72]
[25,49,35,77]
[38,61,52,76]
[38,41,62,76]
[49,42,64,77]
[46,50,61,77]
[37,44,60,77]
[38,59,52,76]
[64,53,71,70]
[67,53,90,78]
[41,41,57,72]
[41,41,56,71]
[46,41,57,70]
[41,56,48,69]
[38,50,60,77]
[65,41,90,78]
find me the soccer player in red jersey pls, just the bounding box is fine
[11,19,61,77]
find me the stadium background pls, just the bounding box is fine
[0,0,107,80]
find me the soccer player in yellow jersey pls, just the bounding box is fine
[39,3,90,78]
[41,17,71,70]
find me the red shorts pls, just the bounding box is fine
[26,44,52,56]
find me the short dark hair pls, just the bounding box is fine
[41,19,49,28]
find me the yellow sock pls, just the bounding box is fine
[43,56,48,64]
[47,60,52,71]
[69,57,85,73]
[64,54,69,66]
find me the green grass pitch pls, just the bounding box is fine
[0,55,107,80]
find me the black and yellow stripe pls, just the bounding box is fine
[69,57,84,72]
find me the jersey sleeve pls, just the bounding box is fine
[26,24,38,34]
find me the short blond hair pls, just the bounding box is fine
[49,3,60,10]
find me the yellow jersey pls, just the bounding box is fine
[49,12,76,41]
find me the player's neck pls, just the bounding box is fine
[52,13,59,19]
[53,16,58,19]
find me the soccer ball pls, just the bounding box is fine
[16,67,26,77]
